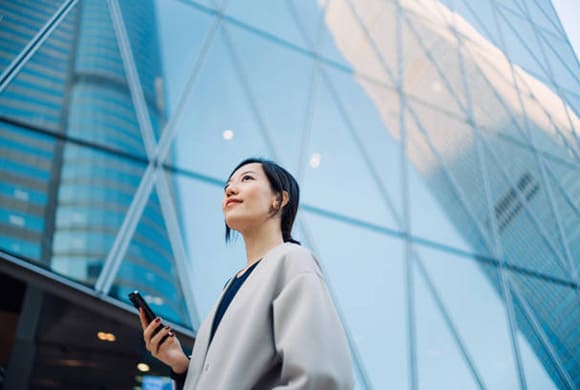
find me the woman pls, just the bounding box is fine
[139,158,354,389]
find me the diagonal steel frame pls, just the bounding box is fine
[0,0,79,94]
[95,0,227,330]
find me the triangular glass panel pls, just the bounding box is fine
[524,0,566,37]
[226,21,316,171]
[302,210,407,389]
[320,0,398,86]
[495,8,551,87]
[480,134,571,281]
[538,155,580,276]
[301,61,398,229]
[540,32,580,91]
[399,6,468,120]
[109,187,192,328]
[414,251,483,389]
[321,61,403,221]
[405,100,491,256]
[509,67,579,158]
[510,273,576,389]
[413,244,520,388]
[457,36,534,144]
[0,1,66,75]
[118,0,216,143]
[531,0,566,35]
[453,0,502,46]
[108,0,169,144]
[50,140,147,287]
[223,0,309,50]
[166,25,271,178]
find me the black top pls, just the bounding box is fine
[210,259,261,343]
[171,260,261,390]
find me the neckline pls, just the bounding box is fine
[235,258,262,279]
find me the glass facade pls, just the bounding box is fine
[0,0,578,389]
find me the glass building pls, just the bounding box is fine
[0,0,578,389]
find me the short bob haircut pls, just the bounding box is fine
[225,157,300,245]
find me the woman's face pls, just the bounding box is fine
[223,163,278,234]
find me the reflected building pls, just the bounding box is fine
[0,0,188,324]
[322,0,579,386]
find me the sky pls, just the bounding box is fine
[552,0,580,56]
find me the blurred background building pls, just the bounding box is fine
[0,0,578,389]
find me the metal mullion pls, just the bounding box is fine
[95,164,158,293]
[412,249,486,389]
[0,0,79,93]
[476,113,572,279]
[217,26,279,158]
[492,1,579,148]
[544,162,580,215]
[504,59,578,288]
[341,0,497,253]
[540,0,579,53]
[342,3,509,388]
[518,0,580,89]
[284,2,386,386]
[395,1,418,389]
[457,42,579,161]
[509,279,576,389]
[404,10,575,280]
[155,7,225,163]
[295,217,374,389]
[284,0,322,183]
[155,172,201,330]
[448,2,527,387]
[107,0,156,157]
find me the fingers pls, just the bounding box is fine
[138,308,149,330]
[143,317,162,350]
[150,325,175,356]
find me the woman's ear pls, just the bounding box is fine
[281,191,289,208]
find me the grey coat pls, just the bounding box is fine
[183,243,354,389]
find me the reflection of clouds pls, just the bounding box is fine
[322,0,578,174]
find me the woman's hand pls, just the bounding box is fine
[139,308,189,374]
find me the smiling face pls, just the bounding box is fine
[223,162,281,235]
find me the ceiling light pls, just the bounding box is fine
[97,331,116,342]
[223,129,234,140]
[137,363,150,372]
[309,153,321,168]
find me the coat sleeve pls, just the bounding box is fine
[272,272,354,390]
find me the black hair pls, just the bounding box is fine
[225,157,300,245]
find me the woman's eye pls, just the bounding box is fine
[242,175,253,181]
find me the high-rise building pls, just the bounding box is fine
[0,2,195,386]
[0,0,190,326]
[323,0,579,387]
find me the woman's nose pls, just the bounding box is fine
[225,184,238,197]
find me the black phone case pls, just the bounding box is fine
[128,290,157,322]
[128,291,164,336]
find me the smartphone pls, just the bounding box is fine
[128,290,164,336]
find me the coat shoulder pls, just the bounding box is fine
[274,243,322,277]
